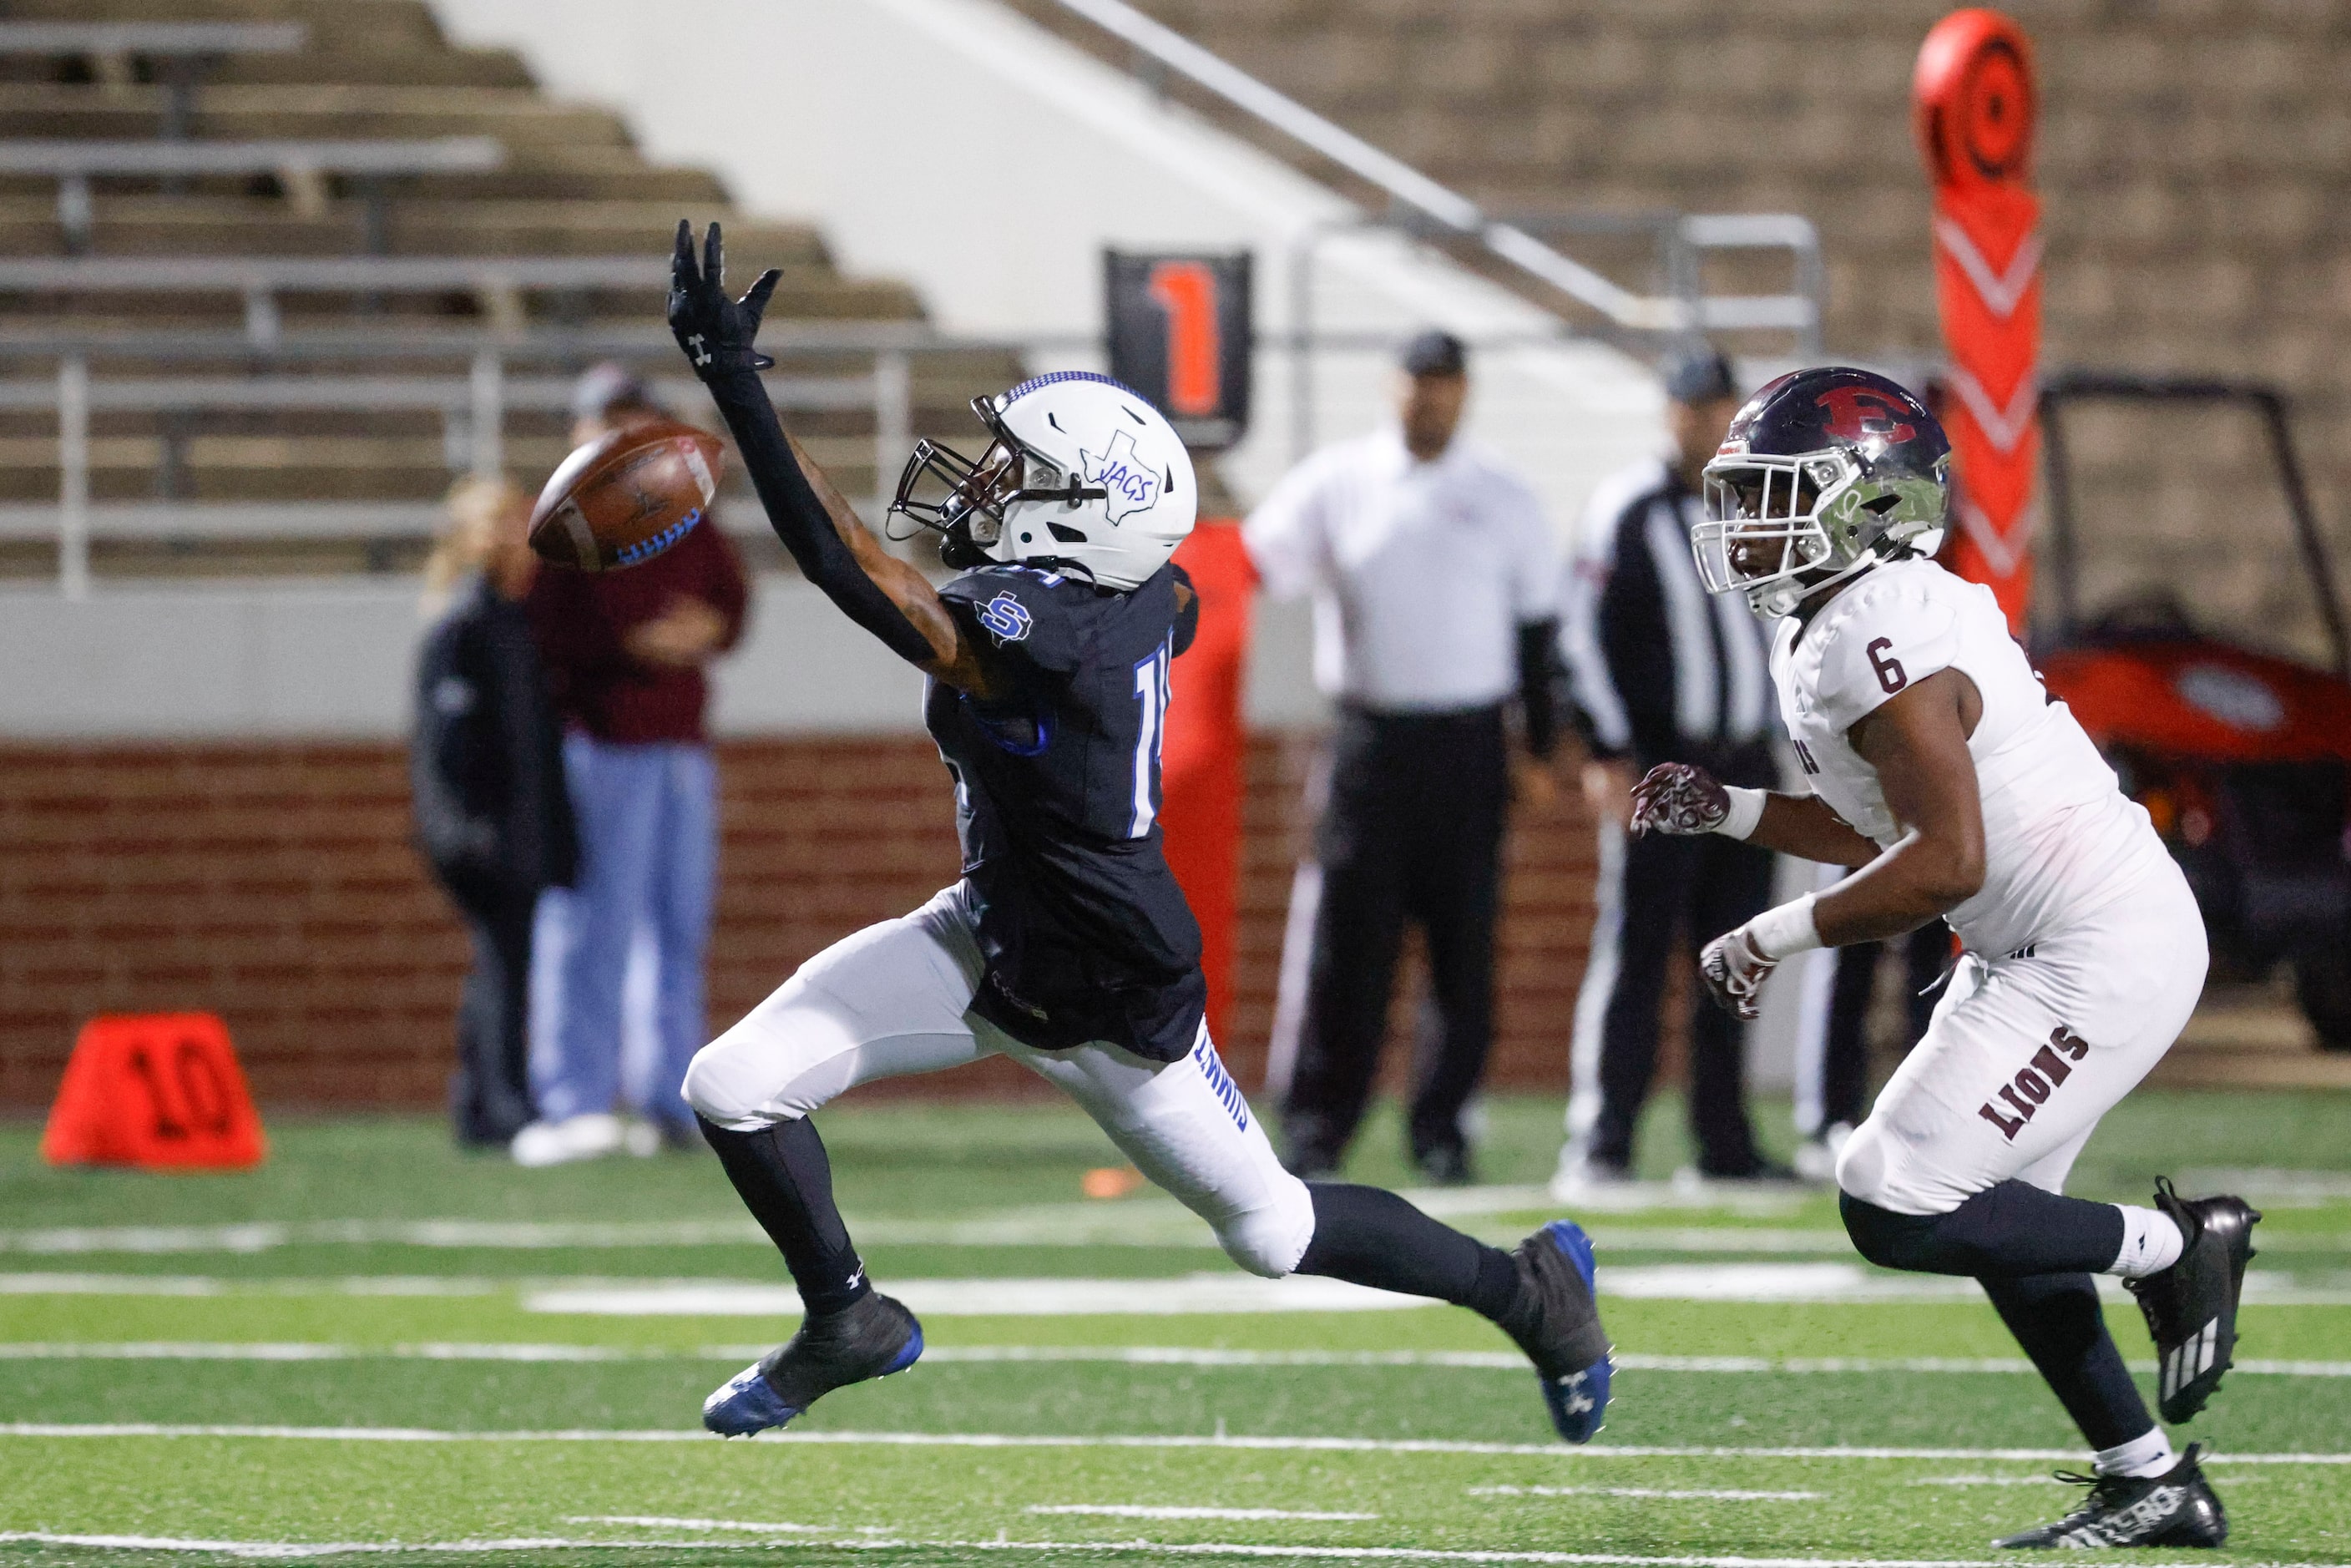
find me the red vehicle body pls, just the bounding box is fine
[2035,375,2351,1048]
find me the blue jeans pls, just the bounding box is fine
[531,735,717,1125]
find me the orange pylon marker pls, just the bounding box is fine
[41,1013,266,1170]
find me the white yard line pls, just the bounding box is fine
[526,1274,1437,1316]
[564,1515,861,1534]
[0,1274,508,1297]
[7,1209,2341,1257]
[1029,1505,1378,1520]
[13,1265,2349,1308]
[5,1341,2350,1379]
[0,1533,754,1559]
[1906,1478,2067,1489]
[4,1423,2348,1464]
[0,1192,1868,1261]
[1469,1488,1820,1501]
[20,1534,2319,1567]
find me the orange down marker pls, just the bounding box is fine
[41,1013,267,1170]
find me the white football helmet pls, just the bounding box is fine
[889,372,1196,591]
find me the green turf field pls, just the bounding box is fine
[3,1090,2348,1566]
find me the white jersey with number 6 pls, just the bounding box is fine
[1770,559,2172,959]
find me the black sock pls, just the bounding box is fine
[1842,1181,2124,1277]
[696,1113,872,1316]
[1293,1181,1520,1322]
[1981,1272,2157,1450]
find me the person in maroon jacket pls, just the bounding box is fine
[515,363,751,1166]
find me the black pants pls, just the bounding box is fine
[1582,821,1775,1175]
[1282,704,1508,1169]
[444,879,539,1146]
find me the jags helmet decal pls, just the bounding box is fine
[1079,428,1161,526]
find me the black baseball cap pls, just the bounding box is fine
[1662,346,1737,407]
[1399,329,1468,378]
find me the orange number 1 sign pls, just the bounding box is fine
[1145,260,1222,419]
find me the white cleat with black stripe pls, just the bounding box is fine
[2125,1178,2262,1424]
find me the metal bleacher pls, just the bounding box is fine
[0,0,1029,593]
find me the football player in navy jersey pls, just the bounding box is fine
[663,221,1611,1444]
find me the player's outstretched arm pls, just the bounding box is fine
[666,220,992,695]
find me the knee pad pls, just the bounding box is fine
[1214,1173,1317,1278]
[680,1040,779,1131]
[1833,1118,1901,1210]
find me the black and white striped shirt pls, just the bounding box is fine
[1560,457,1772,767]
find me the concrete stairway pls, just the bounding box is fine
[0,0,1032,579]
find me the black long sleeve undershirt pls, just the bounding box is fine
[700,367,938,666]
[1515,616,1560,760]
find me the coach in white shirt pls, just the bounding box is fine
[1245,330,1560,1185]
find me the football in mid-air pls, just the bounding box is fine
[528,417,725,571]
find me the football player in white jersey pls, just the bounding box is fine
[1630,367,2259,1550]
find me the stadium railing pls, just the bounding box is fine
[7,314,1618,597]
[8,321,923,599]
[0,255,670,346]
[0,21,307,142]
[1039,0,1824,357]
[0,137,506,253]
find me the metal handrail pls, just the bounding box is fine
[22,338,918,599]
[10,321,1575,596]
[0,255,674,347]
[0,22,306,56]
[1044,0,1819,345]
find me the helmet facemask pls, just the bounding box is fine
[888,396,1105,570]
[1696,446,1947,619]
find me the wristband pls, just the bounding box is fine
[1744,892,1822,960]
[1716,786,1767,841]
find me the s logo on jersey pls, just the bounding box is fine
[976,591,1033,645]
[1079,428,1160,525]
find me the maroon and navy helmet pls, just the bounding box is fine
[1694,367,1951,617]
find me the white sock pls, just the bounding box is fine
[2108,1205,2184,1279]
[2096,1427,2176,1479]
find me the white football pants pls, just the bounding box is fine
[1836,857,2207,1216]
[683,883,1317,1277]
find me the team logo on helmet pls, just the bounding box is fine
[1080,429,1161,525]
[1813,386,1919,445]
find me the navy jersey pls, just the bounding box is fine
[927,560,1205,1062]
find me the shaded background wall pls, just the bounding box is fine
[1004,0,2351,666]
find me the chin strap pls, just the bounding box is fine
[1755,549,1889,617]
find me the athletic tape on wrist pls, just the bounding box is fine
[1745,891,1822,960]
[1716,786,1767,841]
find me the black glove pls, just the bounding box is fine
[668,219,781,381]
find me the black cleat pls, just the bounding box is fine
[1494,1220,1612,1442]
[701,1290,924,1436]
[1994,1444,2227,1549]
[2126,1178,2261,1424]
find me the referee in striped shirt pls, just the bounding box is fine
[1554,348,1788,1192]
